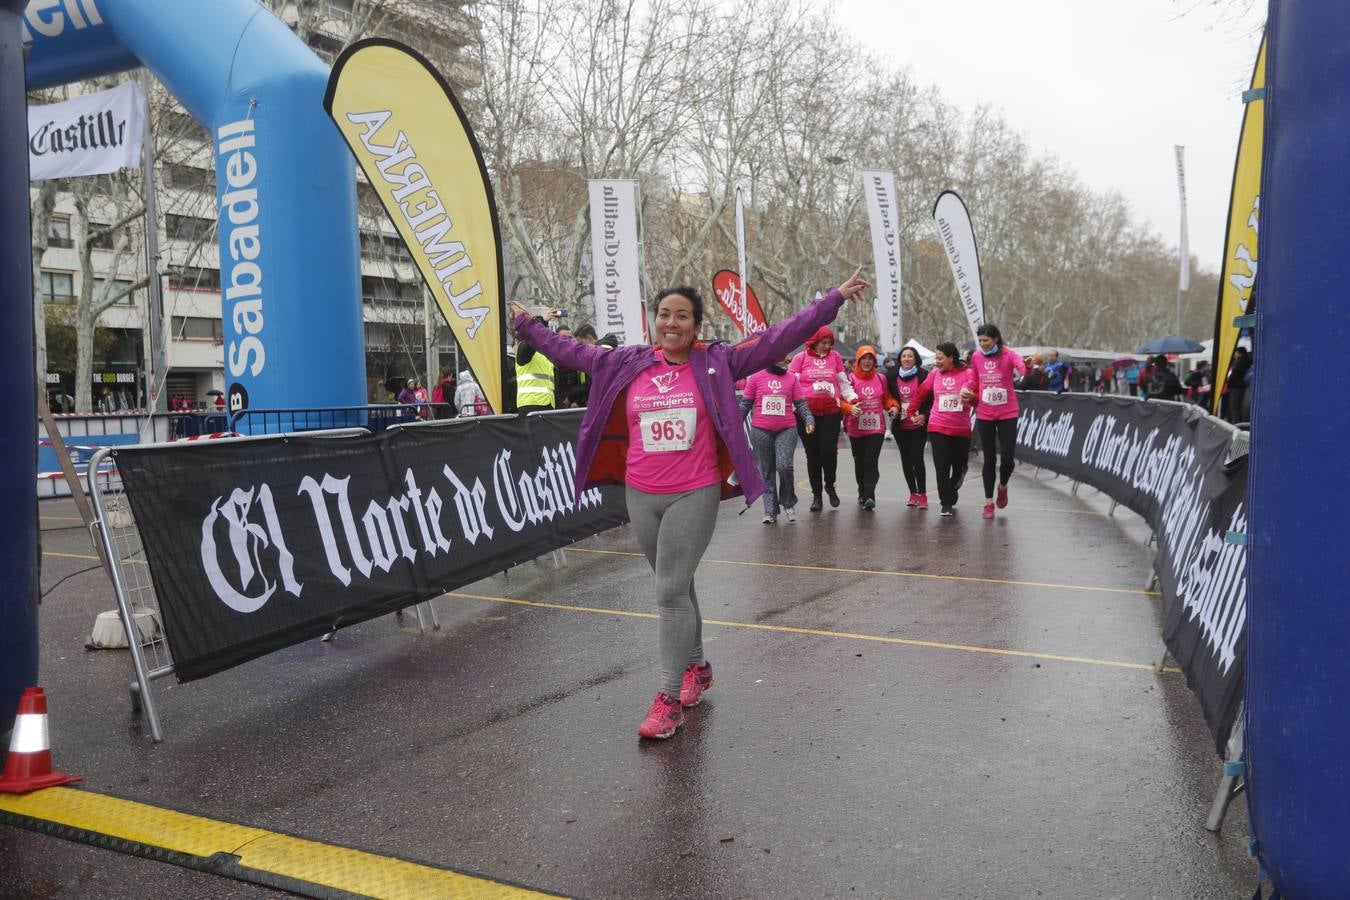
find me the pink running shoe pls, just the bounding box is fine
[906,492,918,507]
[982,503,995,520]
[637,691,684,739]
[680,661,714,707]
[996,484,1009,509]
[917,494,929,510]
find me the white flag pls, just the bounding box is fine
[1175,144,1191,292]
[932,190,985,342]
[862,170,902,353]
[29,82,145,182]
[588,179,646,346]
[735,185,748,303]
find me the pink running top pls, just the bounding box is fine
[624,349,721,494]
[969,348,1026,421]
[908,367,977,436]
[742,369,808,431]
[789,350,855,415]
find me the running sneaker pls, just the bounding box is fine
[679,662,714,708]
[863,498,876,510]
[785,507,797,523]
[826,486,840,508]
[940,505,954,516]
[996,484,1009,509]
[637,691,685,739]
[917,494,929,510]
[906,492,919,507]
[982,503,995,520]
[762,514,777,525]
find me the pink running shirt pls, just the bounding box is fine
[843,371,892,437]
[970,348,1026,421]
[910,367,977,436]
[789,350,853,415]
[742,369,807,431]
[625,350,721,494]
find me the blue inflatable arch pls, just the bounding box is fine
[23,0,364,416]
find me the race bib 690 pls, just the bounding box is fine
[760,395,787,417]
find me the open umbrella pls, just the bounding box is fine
[1136,335,1204,355]
[1112,356,1140,368]
[205,389,224,396]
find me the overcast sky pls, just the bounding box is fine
[831,0,1265,272]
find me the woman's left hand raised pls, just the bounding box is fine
[837,267,870,301]
[507,300,531,321]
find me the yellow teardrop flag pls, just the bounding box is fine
[324,39,505,413]
[1211,34,1265,414]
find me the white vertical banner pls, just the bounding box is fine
[28,82,146,181]
[932,190,985,342]
[735,185,748,302]
[1175,144,1190,292]
[588,179,646,346]
[861,170,902,352]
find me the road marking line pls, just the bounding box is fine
[566,547,1158,597]
[446,591,1180,674]
[0,787,560,899]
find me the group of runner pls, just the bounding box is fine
[507,276,1025,740]
[745,323,1025,520]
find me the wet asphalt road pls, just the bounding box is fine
[4,444,1255,898]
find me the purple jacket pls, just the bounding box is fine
[512,289,848,505]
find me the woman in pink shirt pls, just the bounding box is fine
[970,324,1026,519]
[508,269,871,740]
[885,346,931,509]
[788,327,857,512]
[905,342,977,516]
[839,345,899,510]
[740,357,814,524]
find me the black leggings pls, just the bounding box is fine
[928,432,971,509]
[849,433,884,502]
[891,424,927,494]
[976,417,1018,498]
[798,412,842,495]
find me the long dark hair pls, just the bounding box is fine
[975,323,1003,350]
[935,341,967,369]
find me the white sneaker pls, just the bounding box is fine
[761,514,776,524]
[785,507,797,523]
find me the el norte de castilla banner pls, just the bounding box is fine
[324,40,506,412]
[1015,393,1248,754]
[933,190,985,343]
[28,81,145,181]
[116,412,628,683]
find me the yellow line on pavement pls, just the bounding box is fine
[446,591,1180,674]
[0,787,560,899]
[566,547,1158,598]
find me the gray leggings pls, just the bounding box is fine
[750,426,799,516]
[625,483,721,695]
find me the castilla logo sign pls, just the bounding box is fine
[711,270,767,337]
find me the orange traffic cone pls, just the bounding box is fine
[0,686,81,793]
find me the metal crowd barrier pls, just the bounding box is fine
[229,403,456,435]
[87,427,373,743]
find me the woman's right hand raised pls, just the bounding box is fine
[507,300,531,321]
[837,267,870,301]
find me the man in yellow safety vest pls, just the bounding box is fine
[514,319,556,414]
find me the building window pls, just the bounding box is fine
[308,32,342,64]
[92,277,136,306]
[362,276,420,306]
[171,316,223,343]
[168,266,221,292]
[40,271,75,303]
[88,222,116,250]
[166,213,215,243]
[164,163,215,193]
[360,231,413,264]
[47,216,73,249]
[324,0,354,19]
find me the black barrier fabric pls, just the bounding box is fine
[115,412,628,682]
[1015,394,1246,754]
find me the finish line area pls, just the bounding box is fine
[6,458,1253,898]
